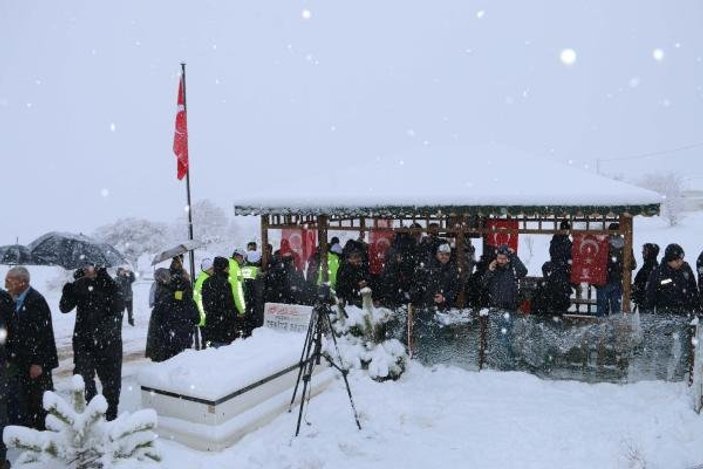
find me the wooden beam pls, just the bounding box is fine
[621,214,634,313]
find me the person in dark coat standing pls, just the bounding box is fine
[115,266,136,326]
[482,245,528,312]
[697,249,703,306]
[549,220,572,267]
[411,243,459,311]
[264,250,308,305]
[202,257,239,347]
[59,263,124,421]
[378,236,417,308]
[632,243,660,312]
[532,260,572,316]
[161,255,199,358]
[645,243,700,314]
[336,250,371,308]
[146,267,172,362]
[0,289,11,466]
[4,266,59,430]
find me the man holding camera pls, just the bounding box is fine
[59,263,124,421]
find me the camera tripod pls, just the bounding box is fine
[289,291,362,437]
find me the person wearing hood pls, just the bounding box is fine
[146,267,172,362]
[202,257,239,346]
[264,246,307,304]
[482,244,528,312]
[59,263,123,421]
[645,243,700,314]
[632,243,660,312]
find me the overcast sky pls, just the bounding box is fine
[1,1,702,245]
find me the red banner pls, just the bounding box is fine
[368,229,395,275]
[281,229,316,271]
[570,234,609,286]
[173,74,189,180]
[484,220,519,252]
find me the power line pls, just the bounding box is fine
[600,141,703,162]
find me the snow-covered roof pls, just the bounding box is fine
[235,145,662,217]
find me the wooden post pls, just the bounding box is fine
[620,214,634,313]
[407,303,414,359]
[455,216,467,308]
[261,215,270,271]
[318,215,329,283]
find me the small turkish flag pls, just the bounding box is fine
[173,75,188,180]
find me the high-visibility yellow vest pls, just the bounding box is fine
[317,252,341,288]
[241,265,259,280]
[193,270,210,326]
[228,258,246,316]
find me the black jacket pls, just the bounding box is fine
[202,272,239,345]
[645,261,700,314]
[549,234,572,266]
[632,258,658,309]
[411,257,459,310]
[482,253,528,311]
[114,270,136,301]
[532,261,572,315]
[265,256,309,305]
[378,251,416,307]
[336,262,371,307]
[59,269,124,355]
[606,236,636,284]
[6,287,59,372]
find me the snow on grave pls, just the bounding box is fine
[137,326,333,451]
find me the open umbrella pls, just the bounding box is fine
[0,244,35,265]
[28,231,127,270]
[151,240,202,266]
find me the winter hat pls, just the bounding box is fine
[437,243,452,254]
[643,243,660,260]
[213,256,229,273]
[232,248,247,259]
[246,251,262,264]
[330,243,343,255]
[200,258,213,272]
[663,243,684,262]
[496,244,511,256]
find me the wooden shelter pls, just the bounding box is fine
[234,146,662,312]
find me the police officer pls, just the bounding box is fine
[645,243,700,314]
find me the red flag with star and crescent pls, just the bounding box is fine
[173,75,189,180]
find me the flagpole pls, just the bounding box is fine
[180,63,197,284]
[180,62,200,350]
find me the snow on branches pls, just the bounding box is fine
[329,287,408,381]
[3,375,161,469]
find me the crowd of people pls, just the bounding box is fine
[1,224,703,467]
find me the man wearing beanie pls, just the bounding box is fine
[645,243,700,314]
[632,243,659,312]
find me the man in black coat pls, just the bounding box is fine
[4,266,59,430]
[645,243,700,314]
[202,256,239,347]
[482,245,528,312]
[0,289,12,465]
[115,266,136,326]
[336,250,371,308]
[59,263,124,421]
[632,243,659,312]
[697,250,703,306]
[411,243,459,311]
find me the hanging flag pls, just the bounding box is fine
[484,219,519,253]
[369,229,395,275]
[173,74,189,180]
[570,234,609,286]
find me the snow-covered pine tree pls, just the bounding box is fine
[3,375,161,468]
[330,287,408,381]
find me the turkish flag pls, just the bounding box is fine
[173,75,189,180]
[570,234,609,286]
[369,229,395,275]
[281,229,308,271]
[484,220,519,252]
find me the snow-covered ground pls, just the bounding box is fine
[4,212,703,468]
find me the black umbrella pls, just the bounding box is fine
[28,231,127,270]
[0,244,35,265]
